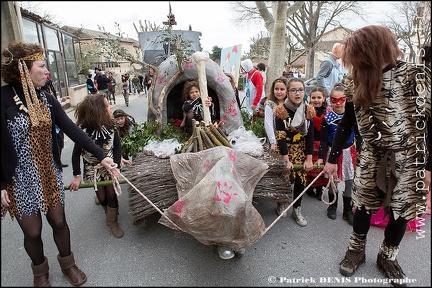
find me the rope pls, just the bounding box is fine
[112,165,337,239]
[93,164,122,196]
[262,171,338,235]
[117,171,184,232]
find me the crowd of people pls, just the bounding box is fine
[1,24,430,287]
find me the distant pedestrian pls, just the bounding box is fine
[144,67,155,95]
[240,59,264,116]
[282,63,294,79]
[94,67,110,96]
[122,74,130,107]
[107,72,116,105]
[316,43,343,105]
[87,73,97,94]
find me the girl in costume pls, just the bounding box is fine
[274,78,315,226]
[317,83,362,223]
[305,87,329,200]
[70,93,124,238]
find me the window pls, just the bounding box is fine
[62,34,75,60]
[22,18,41,44]
[66,61,78,86]
[44,27,60,51]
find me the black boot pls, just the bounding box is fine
[306,188,316,197]
[342,196,354,225]
[316,186,323,201]
[327,191,338,219]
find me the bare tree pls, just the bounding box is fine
[286,1,365,79]
[230,1,304,95]
[230,1,365,92]
[382,1,431,63]
[134,20,162,34]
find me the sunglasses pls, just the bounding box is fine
[330,96,347,105]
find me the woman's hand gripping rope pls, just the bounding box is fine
[93,163,122,196]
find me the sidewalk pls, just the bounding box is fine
[65,91,146,119]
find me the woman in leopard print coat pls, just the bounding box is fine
[1,42,117,287]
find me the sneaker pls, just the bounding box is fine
[291,206,307,227]
[343,210,354,225]
[217,246,235,260]
[327,206,337,219]
[339,249,366,276]
[376,253,407,287]
[276,203,289,218]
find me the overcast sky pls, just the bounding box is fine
[23,1,396,53]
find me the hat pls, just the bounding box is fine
[95,67,101,71]
[113,109,126,118]
[240,59,253,73]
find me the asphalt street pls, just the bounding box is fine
[1,91,431,287]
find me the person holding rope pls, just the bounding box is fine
[317,83,362,223]
[69,93,124,238]
[1,41,118,287]
[274,78,315,226]
[323,25,430,286]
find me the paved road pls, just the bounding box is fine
[1,91,431,287]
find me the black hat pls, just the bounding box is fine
[95,67,101,71]
[113,109,126,118]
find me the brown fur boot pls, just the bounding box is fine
[106,206,124,238]
[339,232,366,276]
[377,242,407,287]
[57,252,87,286]
[31,256,50,287]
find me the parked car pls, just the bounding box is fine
[304,77,318,94]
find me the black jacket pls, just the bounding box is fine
[1,84,107,189]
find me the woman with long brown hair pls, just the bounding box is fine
[324,25,431,286]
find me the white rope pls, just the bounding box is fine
[263,171,338,235]
[117,171,184,232]
[93,163,122,196]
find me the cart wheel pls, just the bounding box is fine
[234,248,246,259]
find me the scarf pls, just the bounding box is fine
[284,97,308,135]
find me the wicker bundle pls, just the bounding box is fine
[123,157,178,225]
[124,145,292,225]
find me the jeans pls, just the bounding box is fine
[132,84,141,94]
[123,89,129,106]
[107,90,116,103]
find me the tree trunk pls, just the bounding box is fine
[266,1,288,93]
